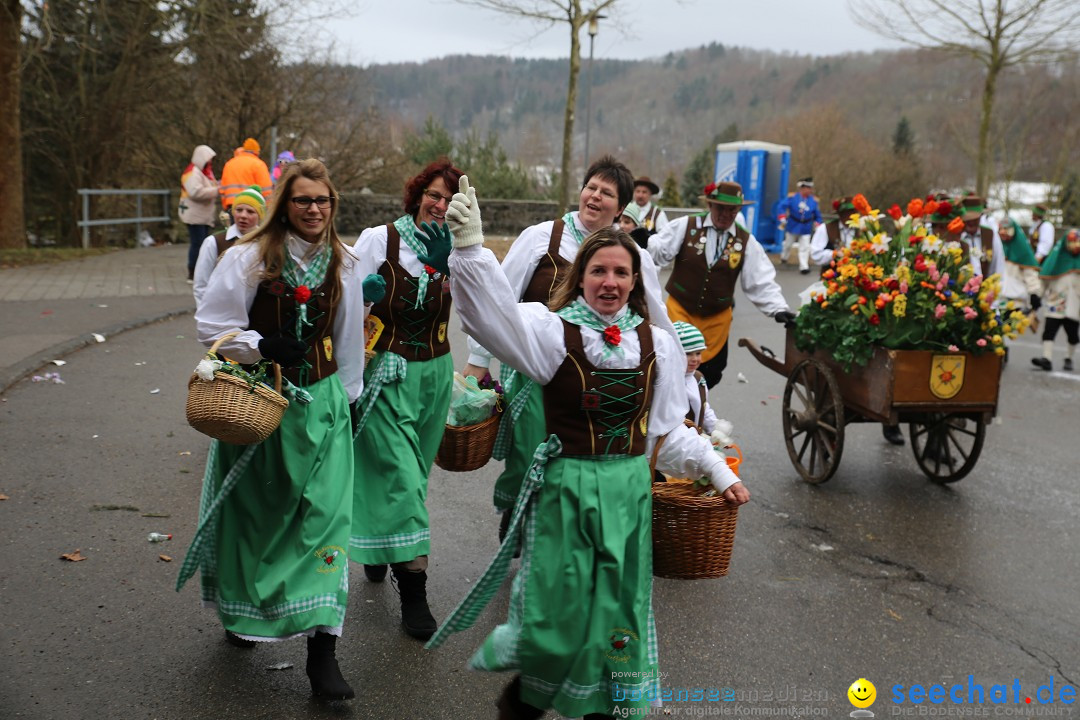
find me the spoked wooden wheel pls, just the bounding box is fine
[908,413,985,484]
[782,358,845,484]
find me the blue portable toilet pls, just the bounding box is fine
[713,141,791,252]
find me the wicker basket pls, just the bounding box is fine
[186,333,289,445]
[434,409,502,472]
[652,482,739,579]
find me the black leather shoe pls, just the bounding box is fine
[1064,358,1074,372]
[363,564,388,582]
[1031,357,1052,371]
[224,630,256,648]
[391,567,437,641]
[882,425,906,446]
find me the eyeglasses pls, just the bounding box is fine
[424,190,452,206]
[291,196,334,209]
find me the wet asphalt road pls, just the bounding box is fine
[1,266,1078,720]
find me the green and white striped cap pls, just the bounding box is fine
[674,321,706,352]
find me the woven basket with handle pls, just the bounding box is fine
[434,409,502,472]
[650,437,740,579]
[186,332,289,445]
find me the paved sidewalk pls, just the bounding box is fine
[0,244,196,393]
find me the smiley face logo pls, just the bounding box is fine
[848,678,876,708]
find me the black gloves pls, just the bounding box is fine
[629,227,651,249]
[258,336,308,367]
[773,311,797,328]
[1030,294,1042,312]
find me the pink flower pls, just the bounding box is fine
[976,338,987,347]
[899,281,909,294]
[948,345,959,352]
[934,304,947,319]
[962,306,978,320]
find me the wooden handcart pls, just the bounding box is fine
[738,329,1003,485]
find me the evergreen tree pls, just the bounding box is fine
[661,172,682,207]
[455,129,536,199]
[403,116,456,168]
[1060,172,1080,227]
[892,116,915,156]
[682,124,737,202]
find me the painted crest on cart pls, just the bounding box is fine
[929,354,965,399]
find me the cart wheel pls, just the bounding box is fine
[782,358,845,484]
[908,413,985,484]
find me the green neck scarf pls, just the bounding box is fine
[394,214,434,309]
[555,296,644,361]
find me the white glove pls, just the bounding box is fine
[445,175,484,248]
[710,419,734,447]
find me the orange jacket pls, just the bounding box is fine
[219,149,272,208]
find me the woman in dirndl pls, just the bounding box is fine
[421,177,750,719]
[178,158,368,700]
[348,158,462,641]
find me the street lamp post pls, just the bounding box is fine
[584,14,605,169]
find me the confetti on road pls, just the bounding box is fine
[150,388,161,394]
[92,333,106,343]
[811,543,834,552]
[737,372,748,383]
[51,360,67,366]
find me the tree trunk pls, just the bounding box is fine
[975,60,1000,199]
[557,9,583,214]
[0,0,26,248]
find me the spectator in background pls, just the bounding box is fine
[179,144,219,283]
[272,150,296,187]
[219,137,272,215]
[1030,204,1055,263]
[632,175,669,235]
[778,177,822,274]
[192,185,266,307]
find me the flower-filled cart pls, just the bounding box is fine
[738,195,1028,485]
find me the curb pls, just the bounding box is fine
[0,306,194,395]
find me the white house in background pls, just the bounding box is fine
[987,181,1058,227]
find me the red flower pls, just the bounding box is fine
[704,182,717,196]
[888,204,902,221]
[294,285,311,304]
[424,265,437,275]
[937,201,952,216]
[603,325,621,346]
[832,199,841,211]
[914,254,928,273]
[869,314,881,326]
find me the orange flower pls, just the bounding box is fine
[907,198,924,218]
[924,200,939,216]
[947,216,965,234]
[852,194,872,215]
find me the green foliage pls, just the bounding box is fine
[661,173,682,207]
[682,125,737,202]
[456,129,535,200]
[404,116,455,167]
[892,116,915,156]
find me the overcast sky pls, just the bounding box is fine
[327,0,905,67]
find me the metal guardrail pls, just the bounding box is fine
[77,189,172,249]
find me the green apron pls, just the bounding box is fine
[350,351,453,563]
[492,372,546,511]
[430,438,660,717]
[178,374,353,638]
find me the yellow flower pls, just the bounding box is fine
[839,264,858,279]
[892,294,907,317]
[1003,324,1012,333]
[995,347,1005,356]
[992,334,1002,344]
[1005,301,1015,310]
[988,319,998,329]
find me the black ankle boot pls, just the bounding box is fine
[363,563,388,582]
[882,424,905,446]
[305,632,354,700]
[391,566,437,640]
[497,676,545,720]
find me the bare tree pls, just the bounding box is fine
[451,0,620,211]
[848,0,1080,197]
[0,0,25,248]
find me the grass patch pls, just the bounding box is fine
[0,247,119,270]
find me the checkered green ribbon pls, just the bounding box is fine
[491,368,535,461]
[352,350,408,439]
[394,214,431,309]
[281,238,331,336]
[425,435,562,650]
[281,377,313,405]
[176,441,257,591]
[555,297,644,361]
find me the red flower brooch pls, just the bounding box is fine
[603,325,621,347]
[294,285,311,304]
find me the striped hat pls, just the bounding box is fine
[621,203,642,226]
[674,321,706,352]
[232,185,266,219]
